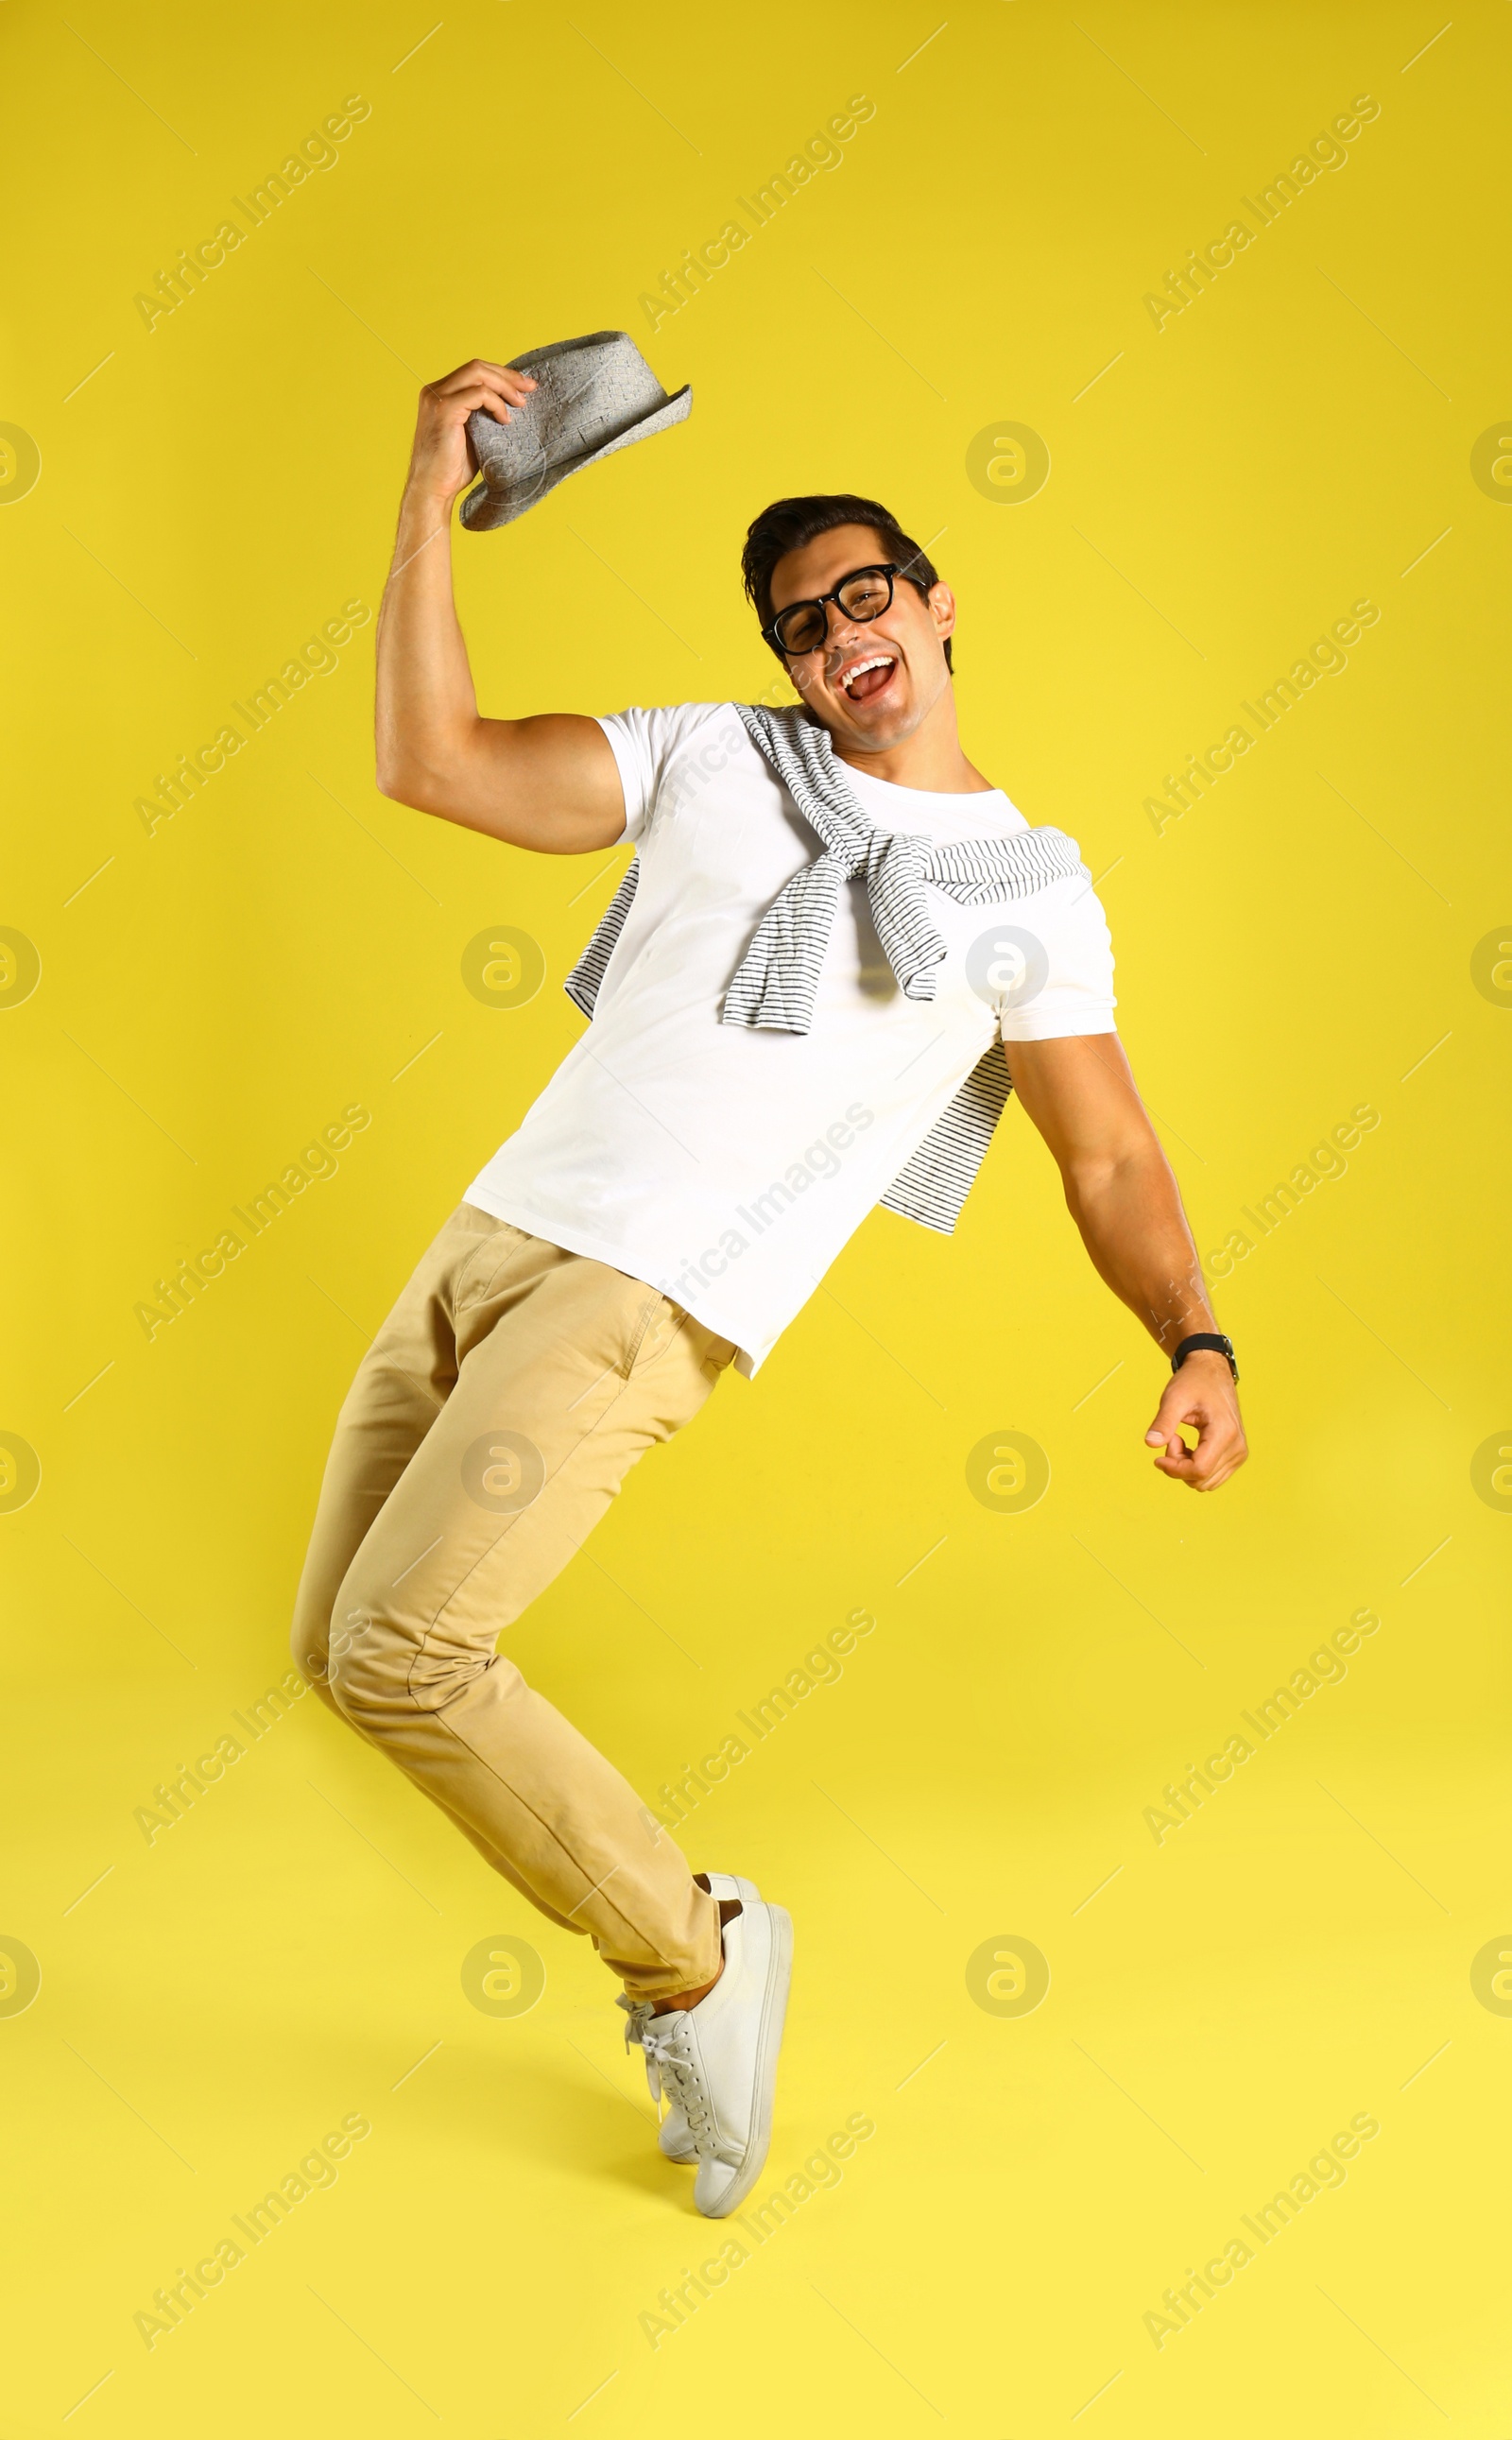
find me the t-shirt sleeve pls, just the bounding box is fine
[997,870,1118,1040]
[593,704,727,845]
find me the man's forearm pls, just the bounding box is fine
[1005,1035,1245,1484]
[374,482,476,805]
[1064,1144,1217,1357]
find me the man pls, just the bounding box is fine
[291,355,1246,2222]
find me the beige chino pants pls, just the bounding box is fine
[290,1202,735,2002]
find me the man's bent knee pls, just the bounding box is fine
[288,1606,346,1715]
[319,1587,387,1719]
[320,1585,455,1724]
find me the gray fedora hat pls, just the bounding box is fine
[459,330,691,532]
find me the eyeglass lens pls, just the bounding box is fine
[776,568,892,655]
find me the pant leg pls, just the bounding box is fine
[291,1205,468,1704]
[295,1204,734,2002]
[291,1204,576,1910]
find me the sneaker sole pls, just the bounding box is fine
[696,1902,793,2221]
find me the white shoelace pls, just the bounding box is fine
[618,1998,661,2103]
[639,2018,715,2153]
[622,1998,721,2156]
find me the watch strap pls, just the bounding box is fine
[1172,1332,1239,1383]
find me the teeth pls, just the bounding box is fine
[839,656,894,693]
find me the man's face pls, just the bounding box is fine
[766,523,956,747]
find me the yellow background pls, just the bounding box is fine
[3,1,1509,2429]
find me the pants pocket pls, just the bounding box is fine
[623,1290,675,1377]
[627,1295,738,1381]
[453,1213,533,1314]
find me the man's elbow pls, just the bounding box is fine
[375,750,447,816]
[374,755,410,805]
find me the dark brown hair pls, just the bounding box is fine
[741,493,953,672]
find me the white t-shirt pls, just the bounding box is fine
[465,702,1116,1375]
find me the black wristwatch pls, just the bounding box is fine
[1172,1332,1239,1383]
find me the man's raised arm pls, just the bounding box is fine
[374,357,627,855]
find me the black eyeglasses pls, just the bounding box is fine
[761,562,908,659]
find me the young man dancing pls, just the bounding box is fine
[291,354,1246,2221]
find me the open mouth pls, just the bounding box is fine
[836,653,898,706]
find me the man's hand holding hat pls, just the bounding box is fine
[404,357,540,509]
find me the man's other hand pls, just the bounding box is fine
[1143,1351,1247,1491]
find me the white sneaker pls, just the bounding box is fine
[636,1899,793,2219]
[620,1873,759,2163]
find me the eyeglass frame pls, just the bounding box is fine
[760,560,930,660]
